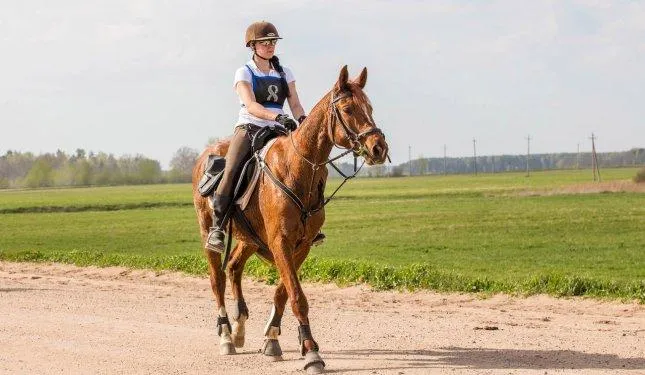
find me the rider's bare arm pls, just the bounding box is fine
[286,81,305,120]
[235,81,282,121]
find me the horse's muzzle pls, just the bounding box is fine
[364,134,389,165]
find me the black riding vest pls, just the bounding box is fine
[244,64,287,109]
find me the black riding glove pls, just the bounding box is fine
[275,114,297,131]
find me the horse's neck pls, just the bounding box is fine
[266,95,333,208]
[289,96,334,166]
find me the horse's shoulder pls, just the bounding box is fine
[264,135,289,163]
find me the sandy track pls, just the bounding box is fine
[0,261,643,375]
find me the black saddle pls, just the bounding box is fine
[251,124,287,153]
[198,124,288,199]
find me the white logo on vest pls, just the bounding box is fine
[267,85,279,101]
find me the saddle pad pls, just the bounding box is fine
[235,137,279,211]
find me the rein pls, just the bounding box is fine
[257,90,384,222]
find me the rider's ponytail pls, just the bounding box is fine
[270,55,291,98]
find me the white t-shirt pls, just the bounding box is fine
[234,59,295,127]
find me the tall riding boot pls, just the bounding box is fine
[205,126,252,253]
[205,194,232,253]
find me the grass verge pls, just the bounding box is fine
[2,250,643,303]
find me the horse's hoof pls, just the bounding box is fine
[304,351,325,374]
[219,342,236,355]
[231,333,245,348]
[261,338,283,359]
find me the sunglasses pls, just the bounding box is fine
[256,39,278,46]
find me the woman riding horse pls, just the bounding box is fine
[192,21,389,374]
[206,21,324,252]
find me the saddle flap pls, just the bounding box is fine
[198,171,222,197]
[236,137,280,210]
[206,155,226,175]
[198,155,226,198]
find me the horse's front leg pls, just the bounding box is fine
[262,240,311,360]
[267,238,325,373]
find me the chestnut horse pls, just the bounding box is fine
[192,66,388,373]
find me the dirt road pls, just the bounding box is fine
[1,261,643,374]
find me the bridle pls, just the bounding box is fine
[327,91,385,159]
[258,88,388,223]
[290,90,386,170]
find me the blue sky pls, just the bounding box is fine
[1,0,643,168]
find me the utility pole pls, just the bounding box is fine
[443,144,447,175]
[590,133,601,182]
[525,135,531,177]
[408,145,412,176]
[577,143,580,169]
[472,138,477,175]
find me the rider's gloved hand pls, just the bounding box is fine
[275,114,297,131]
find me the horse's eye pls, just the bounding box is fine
[343,107,352,114]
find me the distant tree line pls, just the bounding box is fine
[0,147,200,189]
[2,147,643,188]
[329,148,645,177]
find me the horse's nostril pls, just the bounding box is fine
[372,145,382,159]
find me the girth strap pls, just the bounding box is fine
[220,209,269,272]
[234,210,269,251]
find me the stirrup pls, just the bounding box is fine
[312,232,326,247]
[205,227,225,253]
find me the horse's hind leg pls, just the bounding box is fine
[204,249,236,355]
[226,241,256,348]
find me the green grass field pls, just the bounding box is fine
[1,168,643,301]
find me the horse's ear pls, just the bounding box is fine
[335,65,349,91]
[355,67,368,89]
